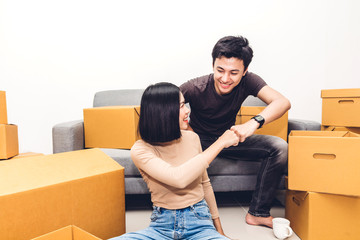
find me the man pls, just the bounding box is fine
[180,36,291,228]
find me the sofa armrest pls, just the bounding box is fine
[52,120,85,153]
[288,118,321,135]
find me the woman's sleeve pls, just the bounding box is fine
[202,170,219,219]
[130,142,209,189]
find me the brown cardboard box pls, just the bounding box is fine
[321,125,360,134]
[0,91,7,124]
[84,106,140,149]
[288,130,360,196]
[321,88,360,127]
[0,148,125,240]
[0,124,19,159]
[31,225,102,240]
[11,152,44,159]
[235,106,288,141]
[285,190,360,240]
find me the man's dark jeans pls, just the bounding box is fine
[198,133,288,217]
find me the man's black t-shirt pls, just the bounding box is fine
[180,72,267,136]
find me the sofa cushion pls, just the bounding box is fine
[100,148,263,177]
[100,148,140,177]
[208,156,261,175]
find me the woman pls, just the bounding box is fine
[109,82,239,240]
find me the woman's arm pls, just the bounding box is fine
[131,130,239,189]
[202,171,226,235]
[213,218,226,235]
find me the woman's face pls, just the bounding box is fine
[179,93,190,130]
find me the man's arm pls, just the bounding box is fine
[256,85,291,124]
[231,85,291,142]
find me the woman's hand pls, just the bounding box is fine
[218,130,240,148]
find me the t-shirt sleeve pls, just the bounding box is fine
[130,140,209,189]
[244,72,267,97]
[179,80,193,103]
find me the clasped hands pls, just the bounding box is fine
[220,120,259,148]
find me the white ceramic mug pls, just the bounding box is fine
[272,217,293,239]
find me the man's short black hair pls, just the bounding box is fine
[139,82,181,145]
[212,36,254,70]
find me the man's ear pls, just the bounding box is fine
[243,68,248,76]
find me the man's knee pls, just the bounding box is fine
[267,136,288,167]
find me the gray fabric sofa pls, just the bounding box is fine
[52,89,321,195]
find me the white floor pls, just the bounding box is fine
[124,192,300,240]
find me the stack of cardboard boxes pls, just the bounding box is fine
[0,91,44,160]
[286,88,360,240]
[0,91,19,159]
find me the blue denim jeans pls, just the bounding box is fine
[198,133,288,217]
[108,199,230,240]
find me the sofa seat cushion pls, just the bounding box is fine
[100,148,140,177]
[100,148,262,177]
[207,156,262,175]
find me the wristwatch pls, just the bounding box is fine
[251,115,265,129]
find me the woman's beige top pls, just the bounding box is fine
[130,130,219,219]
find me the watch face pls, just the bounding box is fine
[255,115,264,122]
[252,115,265,129]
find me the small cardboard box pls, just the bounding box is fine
[84,106,140,149]
[285,190,360,240]
[32,225,102,240]
[0,124,19,159]
[0,91,7,124]
[0,149,125,240]
[288,130,360,196]
[321,88,360,127]
[235,106,288,141]
[321,125,360,134]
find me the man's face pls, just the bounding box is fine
[213,57,248,95]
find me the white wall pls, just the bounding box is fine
[1,0,359,154]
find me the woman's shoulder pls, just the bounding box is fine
[181,130,200,140]
[131,131,200,154]
[181,131,201,149]
[131,140,154,154]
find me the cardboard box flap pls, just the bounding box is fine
[73,225,102,239]
[88,105,139,111]
[322,126,360,135]
[290,130,360,138]
[0,148,123,196]
[343,131,360,137]
[321,88,360,98]
[31,225,102,240]
[84,106,140,119]
[289,130,350,138]
[31,225,72,240]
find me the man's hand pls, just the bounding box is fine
[217,130,240,148]
[230,119,259,142]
